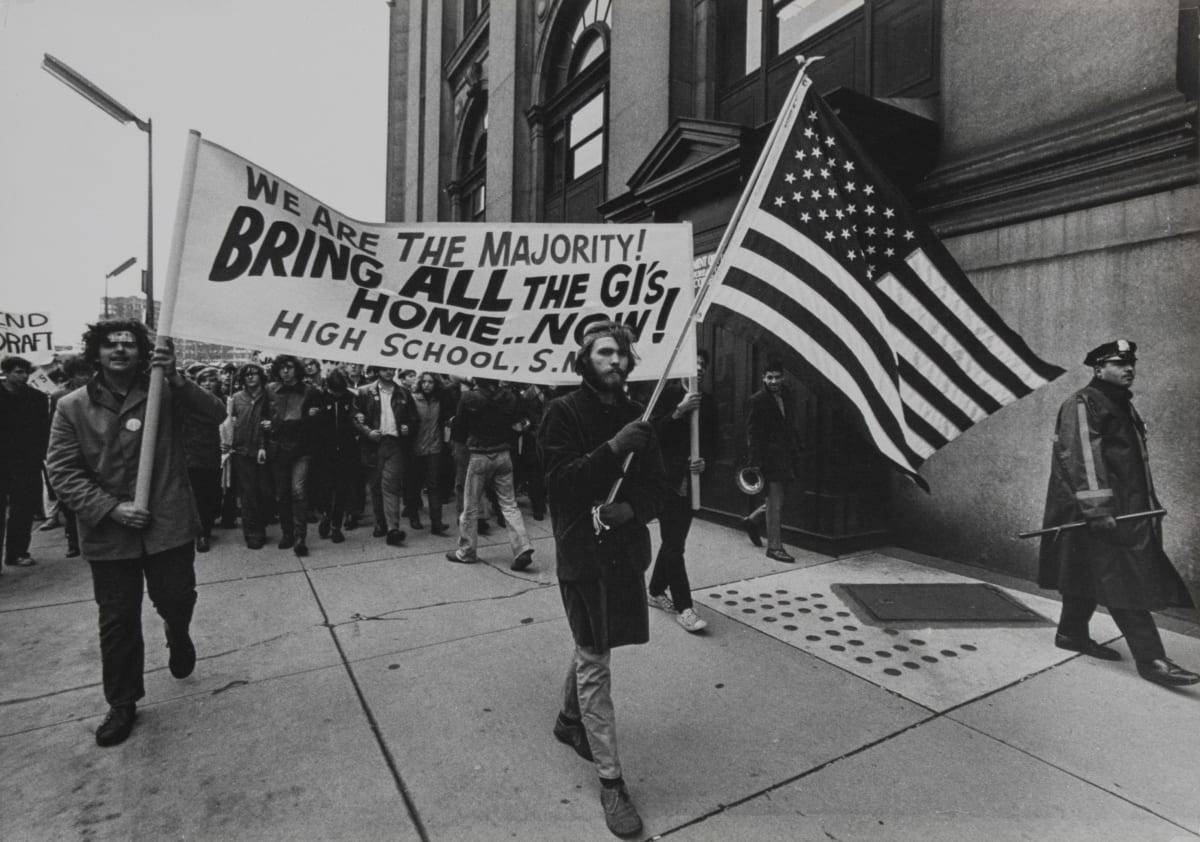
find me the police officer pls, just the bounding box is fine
[1039,340,1198,686]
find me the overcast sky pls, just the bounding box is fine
[1,0,389,344]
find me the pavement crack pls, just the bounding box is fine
[211,680,249,695]
[327,583,552,628]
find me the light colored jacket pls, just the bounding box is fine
[46,374,227,561]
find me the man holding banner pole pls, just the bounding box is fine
[46,320,226,746]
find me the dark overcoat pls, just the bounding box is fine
[538,383,669,648]
[746,387,802,482]
[46,374,226,561]
[1037,378,1192,610]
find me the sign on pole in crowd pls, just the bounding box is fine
[697,66,1065,483]
[165,135,696,385]
[0,311,55,367]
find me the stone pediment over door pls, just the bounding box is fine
[599,119,760,224]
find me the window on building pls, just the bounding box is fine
[541,0,610,223]
[463,0,489,35]
[458,105,487,221]
[717,0,938,125]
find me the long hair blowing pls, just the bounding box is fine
[81,319,153,374]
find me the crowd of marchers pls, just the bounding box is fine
[3,321,1198,839]
[16,352,556,565]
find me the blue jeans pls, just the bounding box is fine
[457,451,531,561]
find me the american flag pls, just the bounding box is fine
[700,72,1064,479]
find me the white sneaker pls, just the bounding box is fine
[647,591,675,613]
[676,608,708,633]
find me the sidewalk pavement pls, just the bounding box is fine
[2,509,1198,842]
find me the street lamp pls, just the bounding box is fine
[42,53,156,329]
[104,256,138,318]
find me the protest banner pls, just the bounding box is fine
[169,136,695,384]
[0,311,55,366]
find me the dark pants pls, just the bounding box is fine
[271,452,311,541]
[1058,595,1166,662]
[319,450,358,530]
[514,436,546,517]
[64,505,80,554]
[187,467,221,538]
[234,454,273,542]
[649,492,695,611]
[410,451,445,528]
[1,463,41,563]
[89,543,197,707]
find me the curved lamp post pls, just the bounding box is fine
[42,54,155,328]
[104,256,138,318]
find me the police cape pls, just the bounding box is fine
[1038,378,1194,610]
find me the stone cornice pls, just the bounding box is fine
[918,92,1199,236]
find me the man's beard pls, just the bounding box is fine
[582,362,626,393]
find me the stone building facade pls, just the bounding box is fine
[384,0,1199,588]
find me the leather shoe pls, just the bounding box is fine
[277,536,295,550]
[766,547,795,563]
[600,780,642,838]
[445,549,476,564]
[552,712,593,761]
[430,523,450,537]
[741,516,762,548]
[511,549,534,571]
[409,516,424,530]
[195,535,210,553]
[330,528,345,544]
[385,529,406,547]
[293,540,309,558]
[1136,658,1200,686]
[317,517,331,539]
[1055,634,1121,661]
[167,627,196,678]
[246,538,264,550]
[372,525,387,538]
[95,704,137,747]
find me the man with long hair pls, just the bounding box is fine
[538,320,669,837]
[46,320,225,746]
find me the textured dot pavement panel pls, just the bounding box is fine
[695,554,1122,712]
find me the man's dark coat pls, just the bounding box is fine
[1038,378,1192,611]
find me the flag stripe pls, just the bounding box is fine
[902,404,949,452]
[873,285,1005,416]
[886,259,1032,401]
[717,266,921,461]
[896,358,977,438]
[915,237,1068,385]
[709,292,930,466]
[905,249,1051,391]
[735,229,976,447]
[741,225,898,382]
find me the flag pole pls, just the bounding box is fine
[602,59,819,509]
[134,130,202,508]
